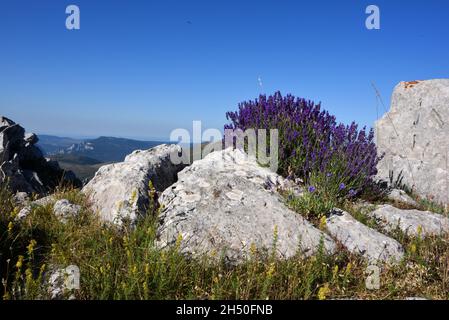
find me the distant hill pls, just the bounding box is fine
[37,135,167,182]
[49,154,103,166]
[38,135,166,163]
[37,135,83,154]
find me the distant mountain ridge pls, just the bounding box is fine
[38,135,166,163]
[37,135,167,181]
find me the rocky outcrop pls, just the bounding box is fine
[387,189,418,207]
[82,144,187,224]
[369,204,449,237]
[0,116,80,194]
[157,148,335,264]
[326,209,404,264]
[16,196,81,223]
[375,79,449,205]
[53,199,82,223]
[16,195,55,220]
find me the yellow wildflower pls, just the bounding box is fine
[410,243,417,254]
[10,207,19,219]
[317,283,331,300]
[345,262,352,276]
[143,281,149,296]
[16,255,24,269]
[250,243,257,256]
[332,265,339,279]
[266,262,276,278]
[417,225,423,239]
[148,180,156,199]
[27,239,37,255]
[273,225,278,240]
[175,233,183,248]
[132,265,138,275]
[319,216,327,230]
[130,189,137,204]
[25,268,33,282]
[7,221,13,234]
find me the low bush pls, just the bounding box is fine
[225,92,383,213]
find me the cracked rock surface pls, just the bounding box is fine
[157,148,335,264]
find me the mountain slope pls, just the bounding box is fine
[37,135,166,181]
[38,135,166,163]
[37,135,83,155]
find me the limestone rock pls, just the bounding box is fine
[82,144,187,224]
[47,265,79,300]
[369,204,449,237]
[16,195,55,220]
[17,196,80,224]
[375,79,449,205]
[53,199,82,223]
[157,148,335,264]
[0,116,81,194]
[326,209,404,264]
[388,189,418,207]
[13,192,30,206]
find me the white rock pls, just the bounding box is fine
[47,265,80,300]
[16,195,56,220]
[375,79,449,205]
[82,144,187,225]
[13,192,30,206]
[369,204,449,237]
[326,209,404,264]
[388,189,418,207]
[53,199,81,223]
[157,148,335,264]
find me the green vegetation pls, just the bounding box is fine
[1,182,449,300]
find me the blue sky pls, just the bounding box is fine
[0,0,448,140]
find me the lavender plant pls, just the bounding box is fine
[225,91,383,201]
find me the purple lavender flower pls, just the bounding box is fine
[224,91,382,199]
[339,183,346,190]
[308,186,316,193]
[348,189,357,197]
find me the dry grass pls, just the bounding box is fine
[1,183,449,300]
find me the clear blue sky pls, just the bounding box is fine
[1,0,448,140]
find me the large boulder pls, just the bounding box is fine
[326,209,404,264]
[375,79,449,205]
[82,144,187,224]
[157,148,335,264]
[369,204,449,237]
[0,116,81,194]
